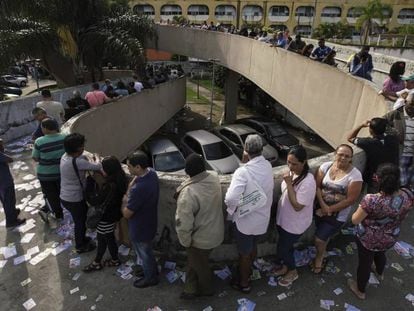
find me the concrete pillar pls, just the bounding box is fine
[224,69,239,123]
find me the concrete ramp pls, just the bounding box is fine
[154,25,389,147]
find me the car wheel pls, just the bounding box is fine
[20,81,26,87]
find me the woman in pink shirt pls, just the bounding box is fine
[85,83,110,108]
[273,145,316,286]
[382,61,405,101]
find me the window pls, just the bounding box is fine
[269,6,289,17]
[242,5,263,18]
[295,6,314,17]
[321,7,341,18]
[133,5,155,16]
[266,124,288,137]
[153,152,185,172]
[161,5,182,16]
[398,8,414,19]
[188,5,209,16]
[203,142,233,160]
[245,122,265,135]
[220,129,242,145]
[215,5,236,17]
[347,8,362,18]
[184,136,202,154]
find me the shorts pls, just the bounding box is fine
[233,224,258,255]
[315,216,344,242]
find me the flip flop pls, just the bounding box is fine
[103,259,121,267]
[279,273,299,287]
[347,279,366,300]
[83,262,103,273]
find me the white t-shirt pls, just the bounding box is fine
[36,100,65,125]
[134,81,143,92]
[319,161,363,222]
[276,173,316,235]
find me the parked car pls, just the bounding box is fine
[213,124,279,166]
[0,93,19,101]
[235,117,299,152]
[180,130,240,174]
[0,75,28,87]
[0,85,22,96]
[142,137,186,174]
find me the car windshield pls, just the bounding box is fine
[203,142,233,160]
[240,133,268,146]
[267,124,288,137]
[153,151,185,172]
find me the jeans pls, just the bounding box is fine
[356,239,386,293]
[132,240,158,282]
[0,185,18,226]
[275,225,301,270]
[40,179,63,218]
[61,199,88,249]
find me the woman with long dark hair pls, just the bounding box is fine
[83,156,128,272]
[272,145,316,287]
[348,163,413,300]
[382,61,406,101]
[311,144,363,274]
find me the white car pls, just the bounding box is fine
[1,75,28,87]
[180,130,240,174]
[144,138,186,174]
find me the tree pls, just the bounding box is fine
[0,0,156,86]
[312,22,352,39]
[354,0,392,45]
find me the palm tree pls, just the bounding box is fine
[354,0,392,45]
[0,0,156,86]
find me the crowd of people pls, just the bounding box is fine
[1,24,414,305]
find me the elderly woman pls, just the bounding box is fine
[225,134,274,293]
[273,145,316,287]
[349,163,413,300]
[311,144,363,274]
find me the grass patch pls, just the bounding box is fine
[186,87,210,104]
[190,78,224,96]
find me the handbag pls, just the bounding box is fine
[237,168,267,218]
[72,157,112,229]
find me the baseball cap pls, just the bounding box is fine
[402,74,414,81]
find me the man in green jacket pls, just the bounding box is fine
[175,153,224,299]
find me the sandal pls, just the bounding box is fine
[83,262,103,273]
[347,279,366,300]
[268,266,288,277]
[103,259,121,267]
[279,273,299,287]
[231,282,252,294]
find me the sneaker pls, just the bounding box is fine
[76,242,96,254]
[133,278,159,288]
[6,218,26,229]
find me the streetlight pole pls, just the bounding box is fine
[208,58,219,128]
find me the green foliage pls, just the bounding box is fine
[172,15,188,25]
[0,0,156,85]
[394,25,414,35]
[354,0,393,44]
[312,22,352,39]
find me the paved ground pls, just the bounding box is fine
[1,142,414,311]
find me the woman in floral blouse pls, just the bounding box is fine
[349,163,413,300]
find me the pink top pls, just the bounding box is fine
[276,172,316,235]
[85,90,109,108]
[382,77,405,95]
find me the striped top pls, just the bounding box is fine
[32,133,66,181]
[403,111,414,156]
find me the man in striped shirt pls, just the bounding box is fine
[32,119,66,221]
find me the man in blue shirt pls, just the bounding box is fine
[123,151,160,288]
[311,38,332,62]
[0,139,26,229]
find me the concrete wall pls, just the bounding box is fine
[0,84,91,142]
[61,77,186,160]
[153,25,390,148]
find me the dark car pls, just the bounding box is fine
[235,117,299,152]
[0,85,22,96]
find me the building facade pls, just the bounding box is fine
[129,0,414,35]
